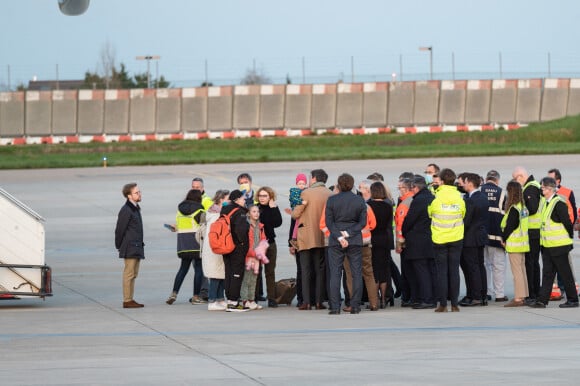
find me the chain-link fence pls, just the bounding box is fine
[2,51,580,90]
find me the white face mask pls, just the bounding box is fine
[424,174,433,184]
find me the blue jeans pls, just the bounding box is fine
[208,278,225,302]
[172,256,204,295]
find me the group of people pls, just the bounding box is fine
[114,164,579,313]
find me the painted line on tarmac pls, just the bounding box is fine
[2,323,580,340]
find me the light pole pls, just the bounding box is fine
[136,55,160,88]
[419,46,433,80]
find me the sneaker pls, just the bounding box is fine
[245,301,263,310]
[226,302,249,312]
[208,301,227,311]
[166,292,177,305]
[190,295,208,305]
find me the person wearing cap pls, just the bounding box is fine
[528,177,578,308]
[221,189,250,312]
[481,170,508,302]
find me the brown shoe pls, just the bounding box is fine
[434,305,448,313]
[451,305,460,312]
[343,306,352,313]
[504,299,524,307]
[315,303,327,310]
[298,303,311,310]
[123,300,144,308]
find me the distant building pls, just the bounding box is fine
[27,80,85,91]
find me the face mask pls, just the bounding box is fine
[424,174,433,184]
[222,202,229,207]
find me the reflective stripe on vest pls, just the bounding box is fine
[501,203,529,253]
[524,180,544,230]
[540,197,573,248]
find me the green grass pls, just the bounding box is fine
[1,115,579,169]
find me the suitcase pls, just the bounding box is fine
[274,278,297,305]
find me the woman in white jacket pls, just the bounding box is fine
[200,190,230,311]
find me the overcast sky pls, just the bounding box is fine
[2,0,579,88]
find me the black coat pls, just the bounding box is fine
[220,203,249,257]
[367,199,394,250]
[115,200,145,259]
[258,204,283,243]
[463,190,490,247]
[402,188,434,260]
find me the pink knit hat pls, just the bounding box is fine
[296,173,307,184]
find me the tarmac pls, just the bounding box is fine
[1,155,580,385]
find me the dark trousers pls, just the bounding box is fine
[525,237,541,299]
[172,255,203,295]
[409,258,435,304]
[255,242,278,300]
[399,250,412,302]
[434,240,463,307]
[460,246,486,300]
[224,251,246,302]
[391,259,401,296]
[538,248,579,304]
[299,247,326,305]
[328,243,363,311]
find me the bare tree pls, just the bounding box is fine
[98,40,116,89]
[241,67,272,85]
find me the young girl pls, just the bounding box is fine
[240,205,269,310]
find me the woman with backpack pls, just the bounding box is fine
[220,189,250,312]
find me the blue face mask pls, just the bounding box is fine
[222,201,229,207]
[424,174,433,184]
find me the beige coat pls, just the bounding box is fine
[292,184,332,251]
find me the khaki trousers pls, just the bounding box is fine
[508,252,528,300]
[344,246,378,308]
[123,258,141,302]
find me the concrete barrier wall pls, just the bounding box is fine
[104,90,129,135]
[156,88,181,134]
[465,80,491,124]
[413,80,440,125]
[130,89,156,134]
[387,81,414,126]
[439,80,466,125]
[362,82,388,128]
[25,91,52,136]
[490,79,517,124]
[207,86,233,131]
[567,79,580,117]
[0,92,24,137]
[312,84,336,129]
[2,77,579,142]
[260,85,285,129]
[285,84,311,129]
[336,83,363,128]
[516,79,542,123]
[233,85,260,130]
[181,87,207,133]
[541,78,569,122]
[52,90,77,135]
[78,90,104,135]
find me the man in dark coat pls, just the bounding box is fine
[115,182,145,309]
[402,176,436,309]
[326,173,367,314]
[459,173,490,306]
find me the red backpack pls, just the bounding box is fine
[208,208,239,254]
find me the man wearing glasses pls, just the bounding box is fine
[115,183,145,309]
